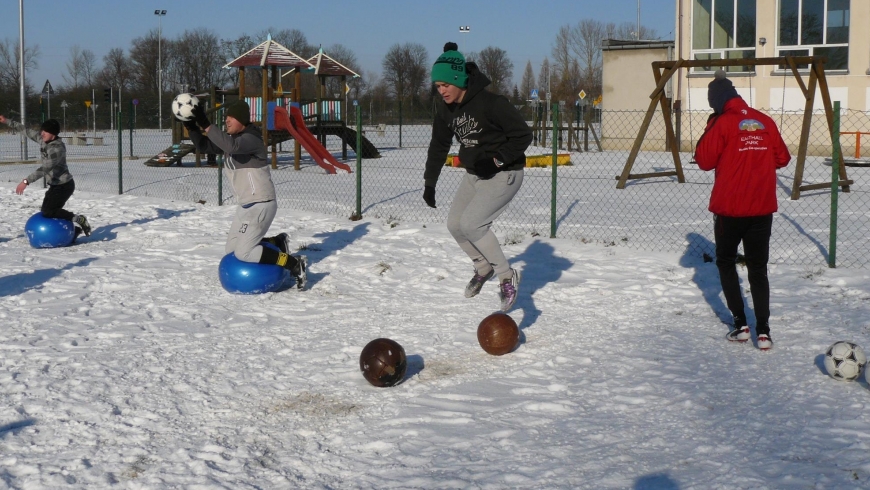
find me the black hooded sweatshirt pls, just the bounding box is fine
[424,63,532,187]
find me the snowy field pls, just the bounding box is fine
[2,159,870,488]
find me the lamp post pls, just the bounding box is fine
[154,9,166,131]
[636,1,641,40]
[459,25,470,52]
[60,100,68,133]
[18,0,27,159]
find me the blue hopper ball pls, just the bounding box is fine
[25,212,76,248]
[218,242,291,294]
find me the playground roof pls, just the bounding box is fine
[224,39,314,69]
[306,50,359,77]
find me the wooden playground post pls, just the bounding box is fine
[617,56,851,199]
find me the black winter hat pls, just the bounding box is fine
[224,100,251,125]
[41,119,60,136]
[707,70,740,115]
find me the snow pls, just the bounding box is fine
[2,150,870,488]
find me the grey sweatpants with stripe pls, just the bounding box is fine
[225,200,278,262]
[446,169,524,281]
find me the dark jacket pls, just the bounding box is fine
[694,97,791,217]
[189,124,275,206]
[8,121,73,186]
[424,63,532,187]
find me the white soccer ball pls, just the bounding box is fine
[824,341,867,382]
[171,93,200,122]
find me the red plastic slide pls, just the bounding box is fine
[273,106,351,174]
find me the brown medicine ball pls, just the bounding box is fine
[359,338,407,387]
[477,313,519,356]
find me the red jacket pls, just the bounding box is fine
[694,98,791,217]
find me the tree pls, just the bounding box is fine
[0,38,40,93]
[537,57,551,100]
[62,45,90,90]
[323,43,362,98]
[381,43,428,113]
[128,30,160,93]
[572,20,607,98]
[166,28,228,95]
[475,46,513,96]
[520,61,535,102]
[96,48,133,92]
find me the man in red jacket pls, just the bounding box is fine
[694,70,791,351]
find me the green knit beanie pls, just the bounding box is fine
[431,42,468,88]
[225,100,251,125]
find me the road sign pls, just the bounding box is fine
[84,100,91,108]
[133,99,139,105]
[42,79,54,95]
[579,90,586,99]
[530,89,539,100]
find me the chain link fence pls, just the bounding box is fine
[2,105,867,268]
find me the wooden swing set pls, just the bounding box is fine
[616,56,852,199]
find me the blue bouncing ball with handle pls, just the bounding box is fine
[25,212,76,248]
[218,242,291,294]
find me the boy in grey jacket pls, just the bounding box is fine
[183,100,307,289]
[0,116,92,238]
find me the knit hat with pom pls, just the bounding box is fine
[431,42,468,88]
[707,70,740,114]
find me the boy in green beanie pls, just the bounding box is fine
[423,42,532,312]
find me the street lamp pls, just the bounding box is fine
[459,25,470,52]
[154,9,166,130]
[60,100,68,133]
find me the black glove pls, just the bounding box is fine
[191,103,210,129]
[474,156,501,179]
[182,119,199,133]
[423,186,436,208]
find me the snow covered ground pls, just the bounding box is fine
[2,171,870,488]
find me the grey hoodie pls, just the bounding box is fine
[7,120,73,186]
[190,124,276,206]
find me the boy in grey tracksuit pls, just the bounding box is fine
[423,42,532,312]
[0,115,92,239]
[183,100,307,289]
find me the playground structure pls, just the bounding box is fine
[617,56,853,200]
[529,101,602,153]
[146,39,378,169]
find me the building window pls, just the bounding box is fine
[778,0,849,70]
[692,0,757,73]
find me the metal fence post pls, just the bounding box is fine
[356,103,362,218]
[550,102,559,238]
[829,101,840,268]
[218,106,224,206]
[118,109,123,194]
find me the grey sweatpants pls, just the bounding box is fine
[225,200,278,262]
[446,169,524,280]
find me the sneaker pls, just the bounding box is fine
[757,334,773,351]
[465,269,494,298]
[292,255,308,290]
[498,268,521,312]
[726,326,750,342]
[273,233,290,254]
[73,215,92,236]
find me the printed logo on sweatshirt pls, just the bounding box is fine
[738,119,765,132]
[450,113,481,146]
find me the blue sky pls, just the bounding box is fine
[2,0,675,91]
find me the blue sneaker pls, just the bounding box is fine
[498,269,521,312]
